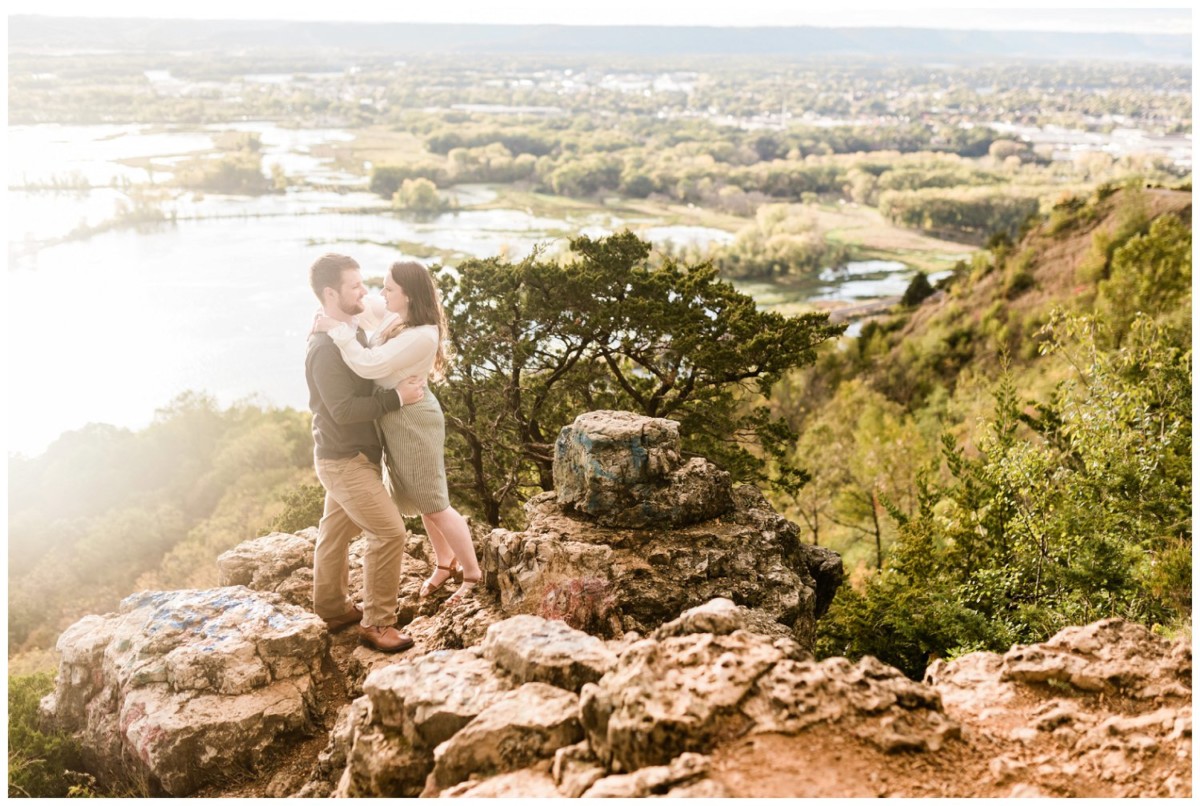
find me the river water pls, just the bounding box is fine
[6,124,929,457]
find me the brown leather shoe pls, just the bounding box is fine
[359,625,414,653]
[322,605,363,633]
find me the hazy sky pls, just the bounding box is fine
[4,2,1192,34]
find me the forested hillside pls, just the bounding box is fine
[768,184,1191,676]
[7,396,318,661]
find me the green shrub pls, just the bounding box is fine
[818,311,1192,678]
[391,177,450,213]
[8,673,84,797]
[1003,268,1036,299]
[900,272,935,307]
[270,483,326,534]
[1096,214,1192,343]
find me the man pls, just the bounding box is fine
[305,253,422,652]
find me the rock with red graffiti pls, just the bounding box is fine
[481,456,843,651]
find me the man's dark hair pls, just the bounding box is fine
[310,253,359,301]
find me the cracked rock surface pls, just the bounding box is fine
[40,587,327,795]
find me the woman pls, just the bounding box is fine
[314,261,481,605]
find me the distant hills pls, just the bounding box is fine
[8,16,1190,63]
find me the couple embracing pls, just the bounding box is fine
[304,253,480,652]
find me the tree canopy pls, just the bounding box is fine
[436,231,844,525]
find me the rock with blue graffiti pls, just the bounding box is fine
[39,586,328,796]
[552,410,735,529]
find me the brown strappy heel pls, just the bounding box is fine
[419,562,463,599]
[445,574,481,607]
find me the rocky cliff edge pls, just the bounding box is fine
[41,410,1190,797]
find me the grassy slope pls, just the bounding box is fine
[888,187,1192,370]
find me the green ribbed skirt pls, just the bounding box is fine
[376,390,451,517]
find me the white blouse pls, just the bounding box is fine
[328,300,439,389]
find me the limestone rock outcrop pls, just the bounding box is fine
[325,599,962,797]
[216,529,316,607]
[998,618,1191,699]
[580,599,959,772]
[216,525,506,668]
[483,411,843,649]
[316,608,1190,799]
[328,615,608,797]
[40,587,327,796]
[47,565,1191,798]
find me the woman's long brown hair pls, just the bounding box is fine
[380,261,448,380]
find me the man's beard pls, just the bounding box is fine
[338,298,365,316]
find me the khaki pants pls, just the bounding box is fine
[313,453,407,627]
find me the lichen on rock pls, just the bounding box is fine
[553,410,734,529]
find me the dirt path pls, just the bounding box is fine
[711,676,1190,799]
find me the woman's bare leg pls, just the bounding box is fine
[419,515,458,594]
[422,515,456,568]
[422,507,481,597]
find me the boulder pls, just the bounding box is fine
[216,530,315,608]
[581,600,959,773]
[743,656,960,752]
[426,682,583,793]
[334,647,516,796]
[580,630,794,769]
[999,618,1191,699]
[364,647,514,749]
[552,410,735,528]
[482,615,618,691]
[40,587,326,795]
